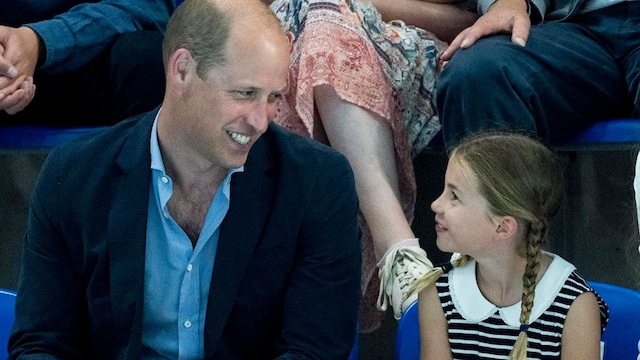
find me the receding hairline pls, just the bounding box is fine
[162,0,285,74]
[215,0,283,31]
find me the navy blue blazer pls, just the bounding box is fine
[9,109,361,359]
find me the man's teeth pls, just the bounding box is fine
[229,131,251,145]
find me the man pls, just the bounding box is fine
[436,0,639,148]
[0,0,173,125]
[8,0,361,358]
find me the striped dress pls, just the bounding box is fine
[436,253,609,359]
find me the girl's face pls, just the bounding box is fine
[430,155,499,256]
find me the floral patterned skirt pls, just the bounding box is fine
[270,0,445,333]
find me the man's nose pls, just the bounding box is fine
[248,100,271,133]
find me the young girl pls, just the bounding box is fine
[413,132,609,359]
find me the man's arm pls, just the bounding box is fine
[26,0,174,73]
[8,150,90,359]
[276,152,361,360]
[0,0,173,114]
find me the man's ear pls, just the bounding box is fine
[168,48,194,86]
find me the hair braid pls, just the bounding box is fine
[409,254,472,296]
[509,219,546,360]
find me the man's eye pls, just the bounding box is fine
[268,93,283,103]
[234,90,255,98]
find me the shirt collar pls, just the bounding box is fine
[150,109,165,173]
[449,251,576,326]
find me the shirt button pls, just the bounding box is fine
[187,264,193,272]
[184,320,192,328]
[161,176,169,183]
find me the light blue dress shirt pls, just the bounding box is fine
[141,113,243,359]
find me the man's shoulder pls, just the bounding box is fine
[54,113,153,152]
[263,123,348,166]
[51,110,154,162]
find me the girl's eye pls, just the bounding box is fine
[449,191,459,201]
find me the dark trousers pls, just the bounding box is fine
[436,1,640,149]
[0,31,166,127]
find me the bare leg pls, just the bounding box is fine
[313,84,414,260]
[314,85,432,319]
[369,0,478,44]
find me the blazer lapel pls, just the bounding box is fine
[106,113,156,359]
[203,132,277,356]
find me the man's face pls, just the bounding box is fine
[178,29,289,170]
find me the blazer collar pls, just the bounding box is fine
[204,126,278,356]
[107,110,157,359]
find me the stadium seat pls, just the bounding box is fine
[395,300,419,360]
[589,281,640,360]
[395,282,640,360]
[0,289,17,360]
[0,125,107,150]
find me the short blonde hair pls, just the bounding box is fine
[162,0,283,79]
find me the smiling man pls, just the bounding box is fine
[8,0,361,358]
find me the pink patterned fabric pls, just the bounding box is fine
[270,0,445,332]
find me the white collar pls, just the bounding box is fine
[449,252,576,326]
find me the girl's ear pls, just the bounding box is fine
[495,215,519,239]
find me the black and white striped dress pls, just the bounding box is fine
[436,253,609,359]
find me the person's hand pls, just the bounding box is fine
[0,26,39,115]
[439,0,530,67]
[0,46,36,115]
[0,51,18,79]
[0,72,35,115]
